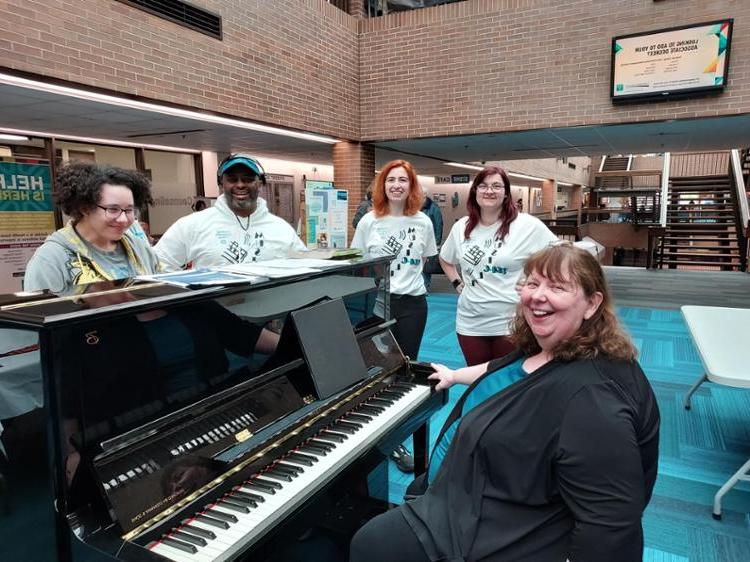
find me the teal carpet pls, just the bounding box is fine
[376,294,750,561]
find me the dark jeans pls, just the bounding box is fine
[350,507,429,562]
[383,294,428,360]
[457,333,515,366]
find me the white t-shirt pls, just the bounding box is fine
[440,214,558,336]
[155,195,306,271]
[351,211,437,300]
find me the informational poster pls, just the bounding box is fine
[0,161,55,293]
[612,20,732,100]
[305,188,348,249]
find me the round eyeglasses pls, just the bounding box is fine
[476,183,505,192]
[97,205,139,219]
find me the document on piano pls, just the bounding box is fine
[218,263,320,278]
[136,268,262,287]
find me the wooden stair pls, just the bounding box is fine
[659,175,742,271]
[597,156,631,189]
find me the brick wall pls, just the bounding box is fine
[0,0,360,139]
[2,0,749,145]
[359,0,750,140]
[333,141,375,240]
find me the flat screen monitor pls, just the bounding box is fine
[611,19,733,102]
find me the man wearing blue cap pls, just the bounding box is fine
[155,154,306,270]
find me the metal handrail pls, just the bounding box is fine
[730,149,749,271]
[730,149,750,227]
[659,153,670,227]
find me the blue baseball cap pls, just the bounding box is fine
[217,154,266,184]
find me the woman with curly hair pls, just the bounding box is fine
[439,165,557,366]
[351,159,437,361]
[24,161,159,292]
[351,243,660,562]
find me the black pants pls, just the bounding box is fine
[384,294,428,360]
[350,507,429,562]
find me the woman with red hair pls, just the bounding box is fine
[439,165,557,365]
[351,160,437,361]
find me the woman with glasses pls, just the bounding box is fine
[24,161,159,293]
[439,165,557,365]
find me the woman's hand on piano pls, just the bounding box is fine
[428,363,457,391]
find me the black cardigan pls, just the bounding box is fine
[401,350,660,562]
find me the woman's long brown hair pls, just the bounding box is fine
[511,243,637,361]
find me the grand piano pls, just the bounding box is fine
[0,256,446,562]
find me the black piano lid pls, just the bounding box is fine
[0,255,391,328]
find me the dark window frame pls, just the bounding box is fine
[115,0,222,40]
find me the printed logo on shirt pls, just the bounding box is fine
[220,232,266,264]
[462,238,506,287]
[378,226,424,277]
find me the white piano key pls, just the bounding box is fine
[149,540,214,562]
[148,383,430,562]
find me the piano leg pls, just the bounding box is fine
[412,423,428,477]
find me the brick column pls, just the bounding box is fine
[541,179,556,218]
[348,0,367,18]
[333,141,375,242]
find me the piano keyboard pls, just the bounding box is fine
[146,382,430,562]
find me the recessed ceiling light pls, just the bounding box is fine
[445,162,483,171]
[0,133,29,141]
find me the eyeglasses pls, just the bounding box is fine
[97,205,139,219]
[476,183,505,192]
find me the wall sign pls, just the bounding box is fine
[0,161,54,292]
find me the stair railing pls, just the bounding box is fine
[730,149,749,271]
[659,153,670,227]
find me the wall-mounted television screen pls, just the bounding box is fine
[611,19,733,102]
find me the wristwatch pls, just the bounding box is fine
[451,278,462,289]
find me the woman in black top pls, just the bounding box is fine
[350,243,660,562]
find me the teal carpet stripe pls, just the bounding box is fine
[372,296,750,561]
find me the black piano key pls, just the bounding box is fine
[304,440,333,451]
[225,494,258,508]
[254,475,286,489]
[334,420,361,432]
[370,397,395,406]
[308,439,335,451]
[161,537,198,554]
[391,382,416,391]
[261,469,293,482]
[319,431,346,443]
[195,514,230,529]
[273,463,303,475]
[231,489,265,503]
[217,499,250,513]
[181,523,216,540]
[346,413,372,423]
[171,530,207,547]
[381,389,406,398]
[286,452,316,465]
[245,479,281,492]
[203,506,238,523]
[297,444,327,456]
[358,405,384,415]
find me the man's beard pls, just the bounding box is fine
[225,190,257,214]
